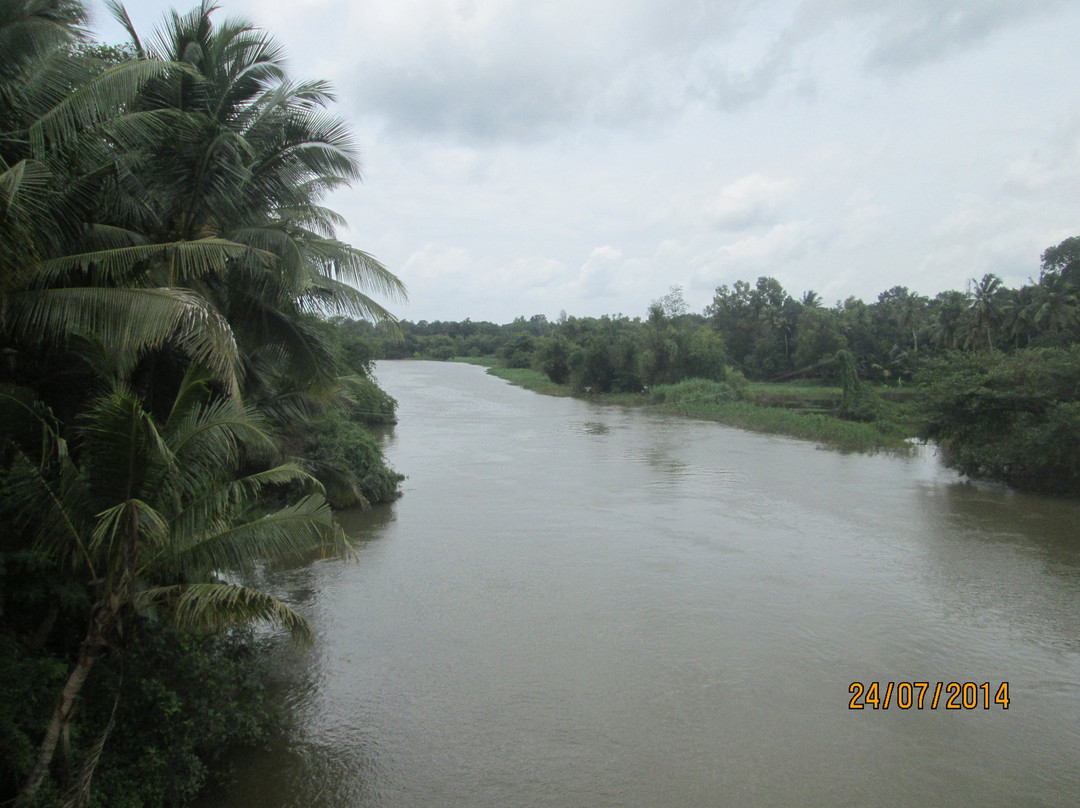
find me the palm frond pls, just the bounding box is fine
[302,274,401,325]
[0,448,93,574]
[163,492,341,576]
[37,236,273,285]
[5,286,241,394]
[78,388,172,503]
[103,0,143,57]
[166,395,276,473]
[136,582,312,642]
[0,158,51,216]
[300,236,406,301]
[0,0,86,83]
[90,498,170,558]
[29,57,185,152]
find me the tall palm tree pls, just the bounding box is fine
[1,0,255,396]
[105,0,405,382]
[999,285,1036,349]
[106,0,408,506]
[964,273,1004,351]
[896,290,927,352]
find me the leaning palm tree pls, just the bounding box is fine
[5,367,344,806]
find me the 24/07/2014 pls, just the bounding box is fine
[848,681,1010,709]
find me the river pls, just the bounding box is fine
[203,360,1080,807]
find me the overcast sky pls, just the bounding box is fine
[89,0,1080,323]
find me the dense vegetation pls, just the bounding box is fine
[374,244,1080,493]
[919,347,1080,494]
[3,1,1078,803]
[0,1,403,805]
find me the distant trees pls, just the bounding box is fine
[793,306,844,374]
[387,236,1080,395]
[378,237,1080,495]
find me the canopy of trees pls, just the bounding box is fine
[0,1,404,804]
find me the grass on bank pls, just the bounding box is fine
[483,365,578,397]
[648,380,913,452]
[481,363,916,453]
[451,356,498,366]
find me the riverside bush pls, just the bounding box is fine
[918,347,1080,493]
[0,622,281,808]
[302,412,404,507]
[81,626,281,808]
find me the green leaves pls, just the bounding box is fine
[37,237,272,284]
[919,346,1080,493]
[137,583,313,643]
[5,286,241,393]
[28,57,179,152]
[2,3,405,801]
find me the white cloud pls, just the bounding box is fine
[704,174,797,230]
[86,0,1080,321]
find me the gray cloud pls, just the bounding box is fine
[329,0,784,140]
[94,0,1074,144]
[334,0,1071,142]
[792,0,1070,73]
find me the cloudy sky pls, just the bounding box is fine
[89,0,1080,323]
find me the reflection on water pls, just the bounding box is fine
[201,361,1080,808]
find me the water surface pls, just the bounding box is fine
[204,360,1080,807]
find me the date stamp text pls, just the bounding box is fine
[848,681,1010,710]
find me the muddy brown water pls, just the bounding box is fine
[202,360,1080,808]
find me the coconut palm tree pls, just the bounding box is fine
[104,0,405,375]
[1032,270,1079,334]
[998,285,1037,350]
[5,367,343,805]
[964,273,1004,351]
[1,0,256,397]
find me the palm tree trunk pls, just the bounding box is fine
[15,607,109,807]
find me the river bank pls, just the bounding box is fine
[465,360,918,453]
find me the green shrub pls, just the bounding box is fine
[918,346,1080,493]
[302,411,403,507]
[81,626,282,808]
[648,378,741,406]
[343,375,398,425]
[533,335,573,384]
[0,622,282,808]
[497,333,536,369]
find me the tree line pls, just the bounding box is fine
[1,1,403,805]
[374,240,1080,494]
